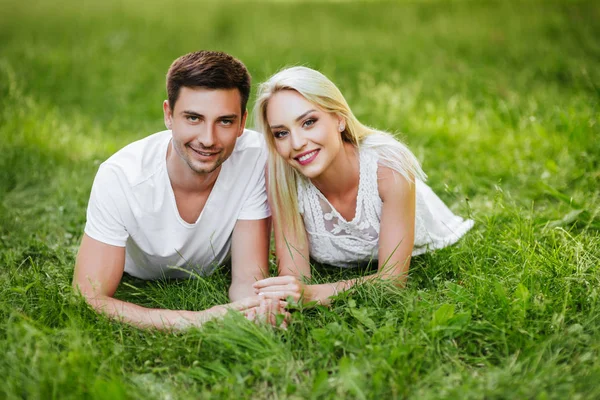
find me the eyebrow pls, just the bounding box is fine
[269,109,317,130]
[181,111,238,120]
[218,114,238,120]
[181,110,203,117]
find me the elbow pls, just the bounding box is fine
[72,278,111,307]
[72,276,86,296]
[79,291,114,314]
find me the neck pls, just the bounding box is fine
[311,141,359,198]
[166,141,221,193]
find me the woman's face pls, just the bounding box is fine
[266,90,344,180]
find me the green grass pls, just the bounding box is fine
[1,0,599,398]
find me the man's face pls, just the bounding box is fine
[163,87,247,175]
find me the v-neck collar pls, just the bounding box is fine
[308,148,366,225]
[164,138,228,228]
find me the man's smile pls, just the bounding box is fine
[189,146,221,158]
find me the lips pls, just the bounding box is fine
[294,149,319,166]
[189,146,220,158]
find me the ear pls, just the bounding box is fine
[238,110,248,137]
[336,114,346,133]
[163,100,173,130]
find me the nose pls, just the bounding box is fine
[290,129,307,151]
[196,123,216,148]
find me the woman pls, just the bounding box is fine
[252,67,473,305]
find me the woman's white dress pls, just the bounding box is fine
[297,137,474,268]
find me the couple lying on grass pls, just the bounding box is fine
[73,50,473,330]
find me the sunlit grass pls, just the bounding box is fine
[1,0,599,398]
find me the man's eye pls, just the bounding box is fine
[221,120,234,126]
[187,116,199,122]
[273,130,288,139]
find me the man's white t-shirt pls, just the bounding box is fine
[84,129,270,280]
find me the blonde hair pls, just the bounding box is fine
[254,66,426,243]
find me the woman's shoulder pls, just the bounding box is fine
[360,131,398,147]
[359,131,409,160]
[359,131,427,183]
[358,132,390,161]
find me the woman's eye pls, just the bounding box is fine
[303,118,316,128]
[273,130,288,139]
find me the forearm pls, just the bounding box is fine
[255,260,406,307]
[307,279,362,306]
[308,271,407,305]
[83,294,218,331]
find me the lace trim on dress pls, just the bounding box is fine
[298,149,382,267]
[296,137,474,268]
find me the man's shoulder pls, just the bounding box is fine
[232,129,266,154]
[100,130,170,186]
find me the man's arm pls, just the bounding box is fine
[73,234,261,330]
[229,218,271,301]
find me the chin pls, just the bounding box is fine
[296,166,323,179]
[188,161,217,174]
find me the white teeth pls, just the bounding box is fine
[193,149,216,156]
[298,151,317,162]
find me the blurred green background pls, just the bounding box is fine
[1,0,599,398]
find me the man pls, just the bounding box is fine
[73,50,281,330]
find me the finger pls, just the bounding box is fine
[259,291,300,302]
[276,312,291,330]
[258,299,268,324]
[265,298,277,326]
[270,298,281,326]
[283,311,291,324]
[253,276,296,289]
[244,307,257,322]
[254,276,294,287]
[228,296,262,311]
[257,284,299,294]
[258,298,271,325]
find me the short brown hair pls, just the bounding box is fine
[166,50,251,113]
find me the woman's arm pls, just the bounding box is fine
[254,165,415,305]
[374,165,416,283]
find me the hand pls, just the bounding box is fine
[194,295,261,323]
[253,276,312,304]
[244,297,290,329]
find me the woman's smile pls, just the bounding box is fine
[294,149,320,165]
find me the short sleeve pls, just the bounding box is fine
[238,148,271,220]
[84,165,130,247]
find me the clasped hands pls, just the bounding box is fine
[246,275,313,328]
[211,295,290,329]
[209,276,311,329]
[253,275,313,305]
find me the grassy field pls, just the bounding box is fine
[1,0,599,398]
